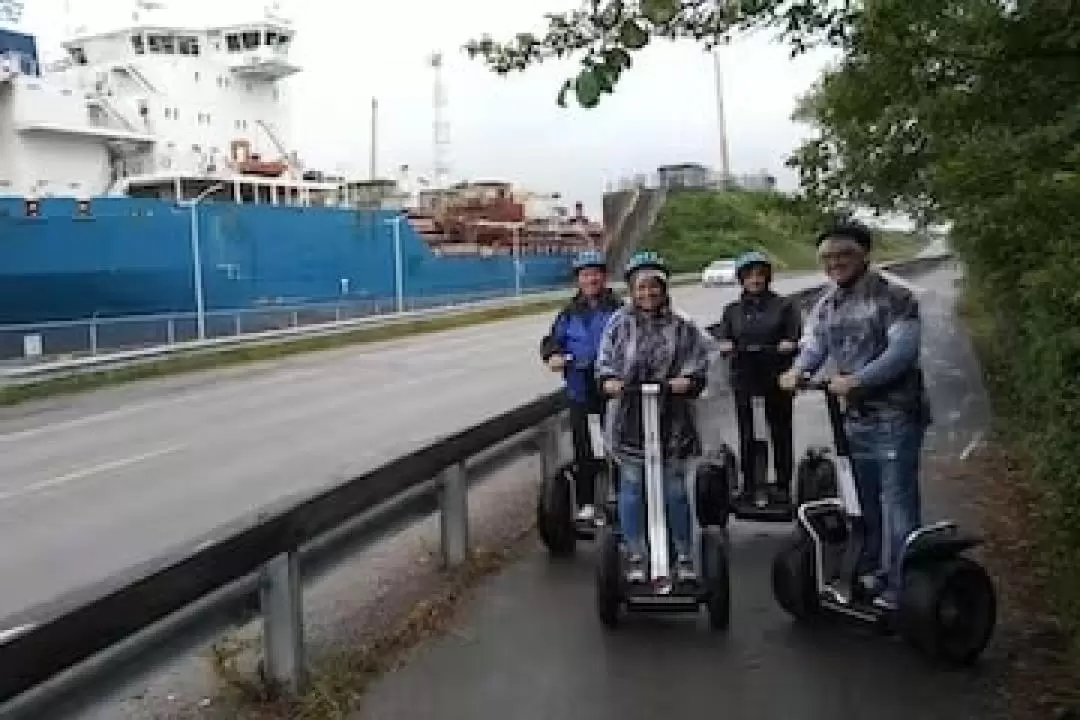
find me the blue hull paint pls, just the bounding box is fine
[0,197,575,324]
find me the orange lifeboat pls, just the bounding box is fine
[231,139,288,178]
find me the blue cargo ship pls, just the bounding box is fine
[0,4,599,326]
[0,196,579,324]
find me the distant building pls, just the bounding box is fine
[657,163,712,190]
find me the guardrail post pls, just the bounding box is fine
[89,319,99,355]
[167,318,176,345]
[538,415,562,482]
[259,552,306,695]
[439,462,469,568]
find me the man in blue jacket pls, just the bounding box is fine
[779,222,931,610]
[540,250,623,522]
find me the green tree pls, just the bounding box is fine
[464,0,855,108]
[470,0,1080,637]
[790,0,1080,629]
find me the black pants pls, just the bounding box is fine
[569,401,605,506]
[733,387,794,496]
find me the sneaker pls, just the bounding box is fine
[675,554,697,582]
[625,553,646,583]
[575,504,596,522]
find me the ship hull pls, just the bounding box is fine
[0,198,574,324]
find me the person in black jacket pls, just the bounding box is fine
[540,250,623,521]
[709,251,802,505]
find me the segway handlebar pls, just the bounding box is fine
[619,381,669,397]
[733,343,797,354]
[561,353,595,372]
[796,374,832,392]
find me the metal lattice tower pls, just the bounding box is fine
[429,51,451,192]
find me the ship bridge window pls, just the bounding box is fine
[242,31,260,50]
[148,34,176,54]
[265,31,291,46]
[131,35,145,54]
[68,46,87,65]
[226,34,241,52]
[178,36,200,56]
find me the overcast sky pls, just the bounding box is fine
[20,0,836,216]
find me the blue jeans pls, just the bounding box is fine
[616,459,693,557]
[846,414,926,598]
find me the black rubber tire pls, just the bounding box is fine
[537,462,577,557]
[701,528,731,631]
[795,455,838,505]
[596,526,623,628]
[898,556,997,666]
[694,461,731,529]
[771,530,822,622]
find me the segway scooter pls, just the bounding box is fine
[697,343,834,524]
[537,354,611,557]
[596,382,730,630]
[771,376,997,666]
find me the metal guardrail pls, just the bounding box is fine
[0,255,952,717]
[0,286,568,367]
[0,274,700,388]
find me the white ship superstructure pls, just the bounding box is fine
[0,0,342,204]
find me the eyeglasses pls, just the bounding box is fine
[818,248,861,262]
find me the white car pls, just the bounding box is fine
[701,259,738,287]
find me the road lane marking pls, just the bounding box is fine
[0,368,328,444]
[0,445,183,504]
[0,623,36,644]
[0,283,742,445]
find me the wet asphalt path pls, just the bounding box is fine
[357,264,1006,720]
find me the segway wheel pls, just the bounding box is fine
[898,556,997,666]
[537,462,577,557]
[596,526,623,628]
[771,530,821,622]
[795,454,838,505]
[694,461,731,529]
[701,528,730,630]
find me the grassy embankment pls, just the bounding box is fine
[645,189,922,273]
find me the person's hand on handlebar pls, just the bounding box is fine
[668,377,694,395]
[602,379,625,396]
[777,340,798,353]
[546,354,567,372]
[778,368,801,391]
[828,374,860,397]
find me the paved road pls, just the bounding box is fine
[0,275,827,622]
[356,266,1006,720]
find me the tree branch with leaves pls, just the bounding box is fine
[464,0,857,108]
